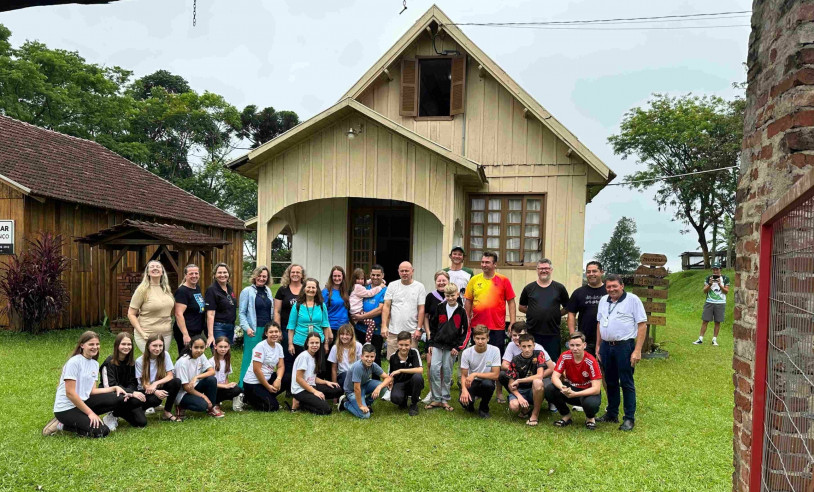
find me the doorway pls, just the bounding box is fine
[348,198,412,283]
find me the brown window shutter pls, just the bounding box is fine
[450,55,466,115]
[400,58,418,117]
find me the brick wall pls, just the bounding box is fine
[735,1,814,489]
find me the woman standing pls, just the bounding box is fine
[274,264,305,392]
[98,332,149,430]
[128,260,175,353]
[173,264,208,356]
[42,331,132,438]
[205,263,237,345]
[286,278,331,358]
[238,265,273,387]
[290,332,343,415]
[322,266,349,341]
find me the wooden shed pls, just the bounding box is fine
[229,5,614,290]
[0,115,245,329]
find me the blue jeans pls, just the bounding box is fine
[213,322,235,345]
[599,339,637,421]
[179,376,218,412]
[344,379,380,419]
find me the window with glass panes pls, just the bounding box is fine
[466,195,544,266]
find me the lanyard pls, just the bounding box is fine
[305,304,315,323]
[607,300,621,318]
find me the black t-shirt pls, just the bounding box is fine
[566,284,608,345]
[204,283,236,324]
[424,290,445,334]
[388,348,422,384]
[173,284,205,335]
[519,281,569,336]
[255,288,272,328]
[275,286,299,329]
[507,350,546,389]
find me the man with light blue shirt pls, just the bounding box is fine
[595,274,647,431]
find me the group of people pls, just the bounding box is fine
[44,247,650,438]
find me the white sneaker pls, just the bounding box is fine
[42,417,63,436]
[549,403,557,412]
[102,413,118,431]
[572,405,584,412]
[233,394,244,412]
[693,339,703,345]
[145,406,156,415]
[337,394,347,411]
[382,388,391,401]
[712,339,719,346]
[421,393,433,404]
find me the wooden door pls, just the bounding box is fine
[348,208,374,274]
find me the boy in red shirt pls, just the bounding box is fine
[544,331,602,430]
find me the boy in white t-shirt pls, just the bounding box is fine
[459,325,501,418]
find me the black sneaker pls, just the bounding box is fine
[478,410,491,419]
[408,404,419,417]
[596,413,619,423]
[619,419,635,431]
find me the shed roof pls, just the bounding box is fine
[77,220,229,247]
[0,115,245,230]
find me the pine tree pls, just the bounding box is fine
[596,217,641,275]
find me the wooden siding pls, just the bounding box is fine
[290,199,348,286]
[0,182,243,329]
[356,33,579,168]
[412,205,444,289]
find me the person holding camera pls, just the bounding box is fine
[693,263,730,346]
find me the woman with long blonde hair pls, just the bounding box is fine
[238,265,274,386]
[128,260,175,353]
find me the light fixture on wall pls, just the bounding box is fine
[347,124,364,140]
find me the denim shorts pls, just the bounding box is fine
[508,387,534,402]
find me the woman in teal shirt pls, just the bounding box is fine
[287,278,331,358]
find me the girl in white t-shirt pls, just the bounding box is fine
[291,332,343,415]
[134,333,182,422]
[242,322,285,411]
[43,331,129,438]
[175,336,223,419]
[209,336,243,412]
[328,323,363,389]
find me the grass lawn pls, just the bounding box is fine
[0,270,734,491]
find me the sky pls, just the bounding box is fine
[0,0,751,271]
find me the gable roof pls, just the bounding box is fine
[228,98,486,184]
[77,220,230,247]
[0,115,245,230]
[341,5,613,182]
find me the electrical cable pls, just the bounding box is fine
[603,166,738,186]
[447,10,752,27]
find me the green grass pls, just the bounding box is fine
[0,270,734,491]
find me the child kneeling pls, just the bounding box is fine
[506,334,554,426]
[174,336,224,419]
[339,344,391,419]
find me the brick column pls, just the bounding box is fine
[735,1,814,489]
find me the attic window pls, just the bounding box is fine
[419,59,451,117]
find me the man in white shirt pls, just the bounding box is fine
[381,261,426,358]
[595,274,647,431]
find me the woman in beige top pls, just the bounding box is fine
[128,260,176,353]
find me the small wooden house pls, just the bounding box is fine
[0,115,245,329]
[229,5,614,290]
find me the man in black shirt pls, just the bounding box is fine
[567,261,607,355]
[519,258,569,364]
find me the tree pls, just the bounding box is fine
[608,93,742,268]
[596,217,641,275]
[236,105,299,148]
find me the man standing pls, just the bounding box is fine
[352,264,387,366]
[381,261,426,359]
[596,274,647,431]
[519,259,569,363]
[444,246,473,297]
[465,252,516,403]
[567,261,607,355]
[693,263,730,346]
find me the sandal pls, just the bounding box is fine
[553,418,572,427]
[160,412,180,422]
[526,418,539,427]
[496,395,507,404]
[284,401,298,413]
[442,403,454,412]
[585,420,597,431]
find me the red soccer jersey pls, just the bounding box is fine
[554,350,602,389]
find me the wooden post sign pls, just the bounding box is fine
[633,253,669,358]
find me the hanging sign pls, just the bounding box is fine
[0,220,13,255]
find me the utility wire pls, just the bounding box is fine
[448,10,751,27]
[604,166,738,186]
[477,24,749,31]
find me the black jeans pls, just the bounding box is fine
[533,333,562,365]
[215,385,243,405]
[244,373,282,412]
[390,373,424,407]
[459,379,495,413]
[141,377,182,413]
[293,383,343,415]
[355,329,384,367]
[173,326,204,357]
[488,330,507,356]
[55,392,144,438]
[178,376,218,412]
[600,338,637,421]
[544,382,601,418]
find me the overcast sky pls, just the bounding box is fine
[1,0,750,271]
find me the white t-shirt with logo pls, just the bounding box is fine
[291,351,317,395]
[53,355,99,413]
[243,340,284,385]
[208,356,232,384]
[328,341,363,375]
[384,280,426,334]
[502,341,550,363]
[174,354,213,404]
[460,344,501,379]
[134,352,175,389]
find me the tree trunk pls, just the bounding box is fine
[711,221,718,265]
[694,225,711,268]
